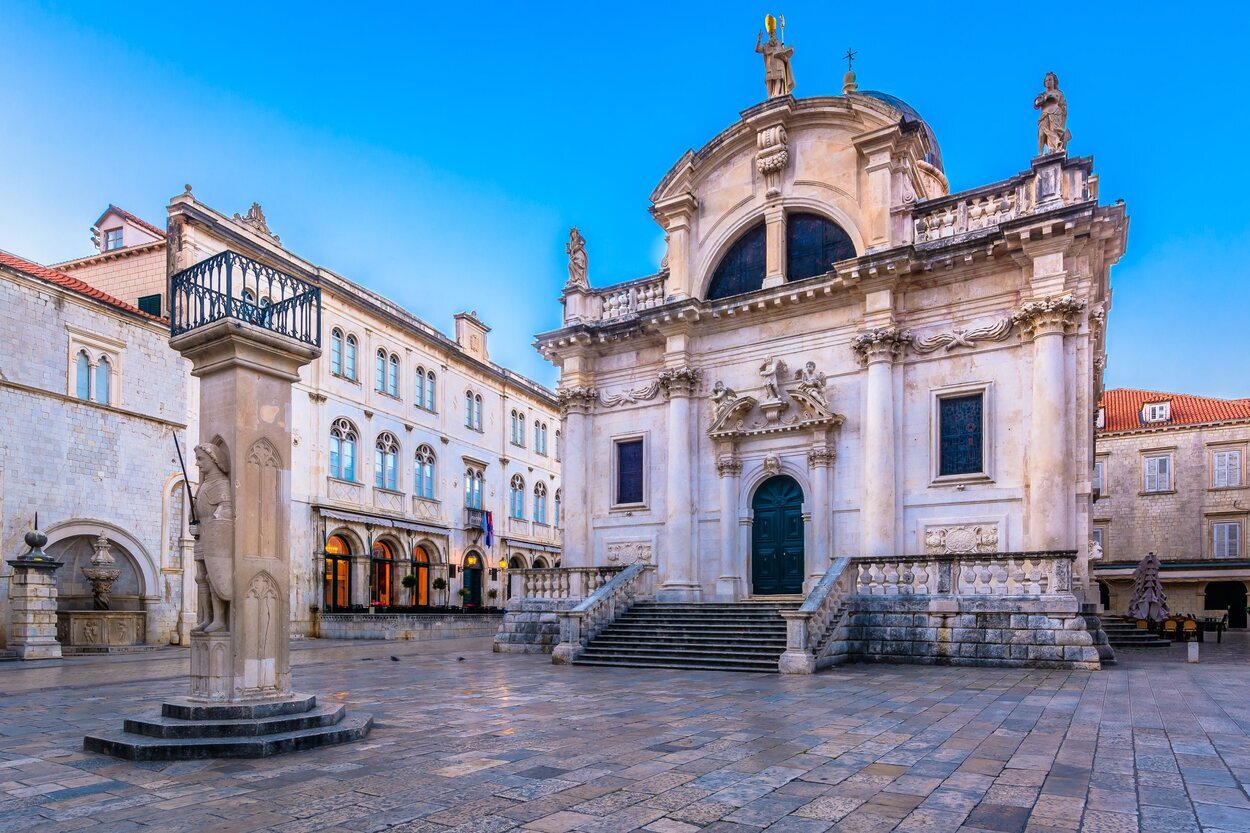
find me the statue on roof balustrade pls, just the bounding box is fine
[565,227,588,290]
[755,15,795,99]
[1034,71,1071,155]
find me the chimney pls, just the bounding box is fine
[454,311,490,362]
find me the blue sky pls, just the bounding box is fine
[2,1,1247,395]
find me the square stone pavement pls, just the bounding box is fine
[1,637,1249,833]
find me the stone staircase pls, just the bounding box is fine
[1100,616,1172,649]
[573,600,801,673]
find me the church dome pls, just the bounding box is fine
[855,90,944,172]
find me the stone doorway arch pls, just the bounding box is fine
[750,475,805,595]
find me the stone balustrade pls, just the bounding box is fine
[779,557,854,674]
[508,566,623,601]
[596,275,667,322]
[552,563,655,664]
[854,551,1075,596]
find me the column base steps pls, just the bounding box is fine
[571,601,799,673]
[83,694,372,760]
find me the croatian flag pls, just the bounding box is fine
[484,511,494,548]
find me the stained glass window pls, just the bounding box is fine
[786,213,856,282]
[707,223,766,300]
[938,394,983,477]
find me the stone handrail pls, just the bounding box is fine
[778,557,853,674]
[551,563,655,664]
[854,551,1076,596]
[597,275,667,322]
[508,567,623,602]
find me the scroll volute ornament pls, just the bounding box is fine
[756,124,790,197]
[1012,294,1086,341]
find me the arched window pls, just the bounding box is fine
[415,366,426,408]
[785,212,856,282]
[344,334,358,381]
[415,445,436,499]
[554,488,562,527]
[425,370,437,411]
[511,410,524,446]
[411,545,430,606]
[555,430,561,462]
[465,467,484,509]
[94,356,111,404]
[374,432,399,491]
[324,534,352,611]
[536,422,548,455]
[330,328,344,376]
[707,222,766,300]
[329,418,358,481]
[533,481,548,525]
[467,392,483,431]
[509,474,526,519]
[75,350,90,400]
[387,353,399,397]
[371,540,394,607]
[375,349,387,393]
[474,395,483,431]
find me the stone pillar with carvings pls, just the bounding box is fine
[556,385,597,570]
[808,443,835,584]
[715,452,743,601]
[658,366,702,600]
[1014,295,1085,552]
[6,524,64,660]
[852,328,908,557]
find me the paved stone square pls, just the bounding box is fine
[1,638,1249,833]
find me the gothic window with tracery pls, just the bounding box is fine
[330,418,358,481]
[374,432,399,490]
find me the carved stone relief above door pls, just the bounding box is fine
[924,524,1000,555]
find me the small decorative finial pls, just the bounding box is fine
[844,47,857,70]
[842,47,858,94]
[22,513,49,560]
[184,183,193,194]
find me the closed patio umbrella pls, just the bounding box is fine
[1127,552,1169,621]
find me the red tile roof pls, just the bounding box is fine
[94,204,167,240]
[0,249,164,322]
[1099,388,1250,433]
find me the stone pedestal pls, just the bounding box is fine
[7,557,63,660]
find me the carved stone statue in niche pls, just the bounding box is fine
[794,361,827,400]
[192,443,234,633]
[710,380,737,412]
[759,357,788,402]
[565,227,588,290]
[755,15,794,99]
[1034,72,1071,155]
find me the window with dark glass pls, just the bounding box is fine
[706,223,766,300]
[938,394,984,477]
[785,213,856,282]
[137,294,162,316]
[615,439,644,505]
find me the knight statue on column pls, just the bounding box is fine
[755,14,795,99]
[191,443,234,633]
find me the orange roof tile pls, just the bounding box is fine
[1098,388,1250,433]
[0,249,164,322]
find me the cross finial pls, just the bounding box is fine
[844,47,857,70]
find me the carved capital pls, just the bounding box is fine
[755,125,789,198]
[851,327,910,366]
[807,445,836,468]
[659,366,702,398]
[556,385,598,415]
[716,454,743,478]
[1012,294,1086,341]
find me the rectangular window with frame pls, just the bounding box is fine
[1213,449,1243,488]
[938,393,984,478]
[1213,521,1242,559]
[1143,454,1171,493]
[1093,460,1104,496]
[614,438,645,506]
[1091,527,1105,550]
[104,228,123,250]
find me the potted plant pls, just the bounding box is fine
[401,573,419,607]
[432,576,448,607]
[486,588,499,611]
[458,587,472,609]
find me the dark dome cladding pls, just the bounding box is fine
[858,90,944,172]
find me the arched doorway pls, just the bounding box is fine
[324,533,352,612]
[1205,581,1248,628]
[371,540,395,608]
[1097,580,1111,611]
[410,545,431,607]
[463,551,484,608]
[751,475,805,595]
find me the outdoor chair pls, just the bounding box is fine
[1135,618,1150,630]
[1181,618,1199,642]
[1160,619,1179,639]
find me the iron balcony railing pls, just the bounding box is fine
[169,250,322,347]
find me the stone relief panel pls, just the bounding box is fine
[244,438,282,559]
[242,570,282,692]
[605,540,653,564]
[708,358,844,439]
[924,524,1000,556]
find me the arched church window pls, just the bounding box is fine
[75,350,91,400]
[707,222,767,301]
[785,213,856,282]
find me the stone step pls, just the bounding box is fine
[574,656,779,673]
[83,713,374,761]
[591,635,786,648]
[581,644,785,660]
[600,627,787,638]
[611,619,789,629]
[123,703,347,739]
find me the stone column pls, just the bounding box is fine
[715,452,742,601]
[6,527,63,660]
[852,329,908,557]
[1015,296,1085,551]
[170,317,319,703]
[808,443,835,585]
[178,534,196,644]
[762,205,787,289]
[658,366,702,601]
[555,386,596,570]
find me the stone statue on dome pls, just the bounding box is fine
[755,15,794,99]
[1034,72,1071,155]
[565,227,588,290]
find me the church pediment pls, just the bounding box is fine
[707,358,845,439]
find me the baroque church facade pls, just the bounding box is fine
[540,52,1128,608]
